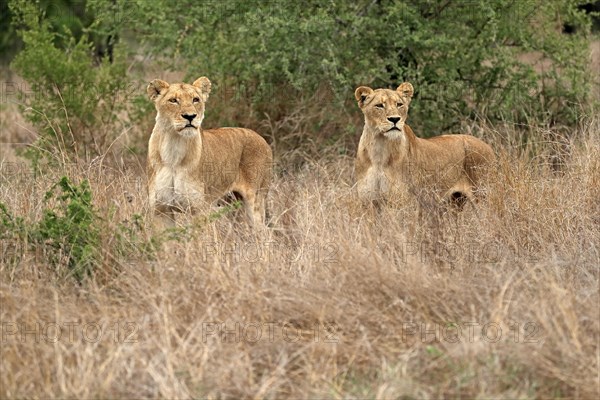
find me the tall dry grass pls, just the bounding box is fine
[0,115,598,398]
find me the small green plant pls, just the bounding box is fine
[1,177,100,281]
[0,176,246,282]
[0,202,27,274]
[206,200,243,223]
[35,176,100,281]
[426,345,444,358]
[0,202,26,239]
[148,199,244,248]
[2,176,109,282]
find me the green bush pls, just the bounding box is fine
[0,177,100,282]
[0,174,243,283]
[6,0,596,158]
[125,0,594,134]
[36,176,100,281]
[9,0,136,163]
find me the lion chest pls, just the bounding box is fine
[153,166,203,209]
[356,141,405,200]
[358,167,390,200]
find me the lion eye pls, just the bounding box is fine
[168,98,178,104]
[375,104,384,109]
[193,97,200,103]
[397,103,404,108]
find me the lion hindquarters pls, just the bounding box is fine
[464,140,495,178]
[200,128,272,226]
[443,180,474,209]
[434,136,494,207]
[461,137,496,199]
[234,142,273,226]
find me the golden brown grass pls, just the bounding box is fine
[0,115,598,399]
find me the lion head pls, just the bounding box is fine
[354,82,414,139]
[147,77,212,138]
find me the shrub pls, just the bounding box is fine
[5,0,596,159]
[8,0,137,163]
[125,0,594,134]
[36,176,100,281]
[0,176,100,282]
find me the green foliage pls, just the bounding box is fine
[148,199,244,248]
[9,0,135,162]
[36,177,100,281]
[0,0,20,62]
[2,0,115,63]
[124,0,594,134]
[0,177,100,282]
[0,203,27,240]
[1,176,155,282]
[5,0,596,158]
[0,175,244,282]
[207,200,243,223]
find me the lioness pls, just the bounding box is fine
[146,77,272,226]
[354,82,495,208]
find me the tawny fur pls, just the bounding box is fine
[146,77,272,226]
[354,82,495,206]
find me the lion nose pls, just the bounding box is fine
[182,113,197,122]
[388,116,401,124]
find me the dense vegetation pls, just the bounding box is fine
[3,0,597,162]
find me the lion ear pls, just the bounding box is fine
[147,79,169,102]
[397,82,414,99]
[193,77,212,100]
[355,86,374,108]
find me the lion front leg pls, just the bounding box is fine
[149,185,176,228]
[356,169,391,208]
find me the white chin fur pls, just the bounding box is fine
[383,128,404,140]
[179,127,198,137]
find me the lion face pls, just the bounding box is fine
[355,82,414,139]
[147,77,212,138]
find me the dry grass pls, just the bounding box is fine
[0,115,598,399]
